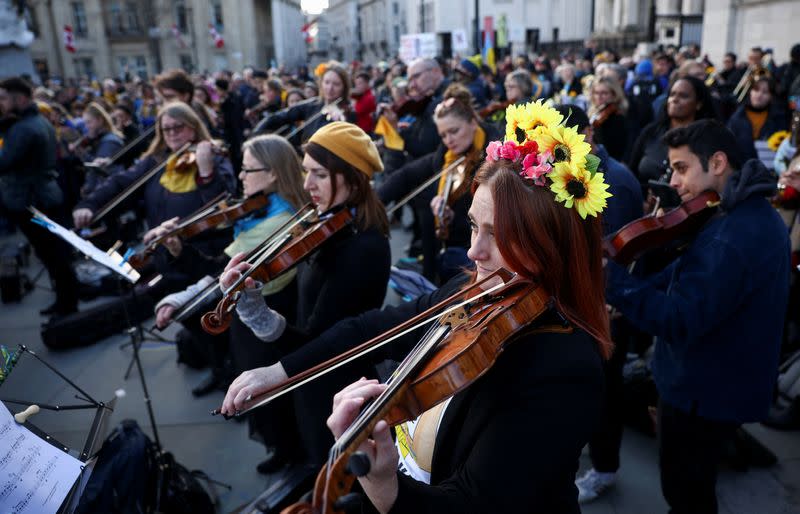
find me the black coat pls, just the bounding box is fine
[279,274,605,513]
[0,105,61,212]
[727,103,788,162]
[627,121,669,193]
[272,218,391,464]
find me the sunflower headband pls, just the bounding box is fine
[485,100,612,219]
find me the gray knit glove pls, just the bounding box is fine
[235,283,287,342]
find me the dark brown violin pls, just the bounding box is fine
[604,190,721,265]
[392,95,432,118]
[479,99,511,119]
[280,272,553,514]
[200,206,353,334]
[435,151,481,241]
[128,192,269,269]
[589,102,619,129]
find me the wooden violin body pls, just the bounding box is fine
[604,190,721,265]
[200,206,353,334]
[479,100,511,119]
[128,192,267,269]
[283,274,552,514]
[589,102,618,129]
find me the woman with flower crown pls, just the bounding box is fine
[221,102,614,512]
[378,83,500,283]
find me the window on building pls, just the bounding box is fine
[72,2,88,37]
[392,1,398,15]
[134,56,148,78]
[393,25,399,47]
[125,2,140,32]
[665,28,675,38]
[74,57,95,78]
[210,1,224,33]
[110,2,123,33]
[175,1,188,32]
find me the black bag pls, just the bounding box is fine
[40,293,155,349]
[75,419,151,514]
[75,419,216,514]
[153,450,216,514]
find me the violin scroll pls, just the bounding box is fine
[200,292,239,335]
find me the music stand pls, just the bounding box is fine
[0,344,116,514]
[26,210,232,504]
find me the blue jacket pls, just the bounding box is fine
[605,159,789,423]
[596,144,643,235]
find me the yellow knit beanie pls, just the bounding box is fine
[307,121,383,178]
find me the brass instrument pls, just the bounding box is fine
[733,53,772,104]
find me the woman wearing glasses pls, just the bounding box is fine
[72,101,236,232]
[219,122,391,472]
[149,134,309,467]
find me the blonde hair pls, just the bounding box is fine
[242,135,309,210]
[85,102,123,139]
[144,101,212,158]
[588,76,628,117]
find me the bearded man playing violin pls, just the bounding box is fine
[604,119,790,513]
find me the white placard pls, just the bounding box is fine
[452,29,469,52]
[0,404,84,514]
[399,33,437,63]
[509,23,525,43]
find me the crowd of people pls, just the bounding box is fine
[2,38,800,513]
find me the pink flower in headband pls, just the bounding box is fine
[521,150,552,185]
[498,141,521,162]
[486,140,503,162]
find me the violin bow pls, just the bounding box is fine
[89,142,192,226]
[157,204,316,330]
[145,191,232,250]
[282,97,342,142]
[217,269,517,417]
[386,155,466,216]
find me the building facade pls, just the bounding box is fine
[25,0,306,80]
[701,0,798,65]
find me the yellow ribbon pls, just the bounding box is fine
[159,154,199,193]
[375,114,405,151]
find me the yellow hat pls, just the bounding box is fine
[308,121,383,178]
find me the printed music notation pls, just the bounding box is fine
[0,404,83,514]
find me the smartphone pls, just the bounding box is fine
[647,180,682,209]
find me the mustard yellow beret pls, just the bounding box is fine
[307,121,383,178]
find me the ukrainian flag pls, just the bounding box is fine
[482,25,495,74]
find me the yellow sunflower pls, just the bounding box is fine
[534,124,592,168]
[767,130,790,151]
[504,100,564,144]
[548,162,612,219]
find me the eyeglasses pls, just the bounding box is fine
[241,166,271,174]
[407,67,433,82]
[161,123,186,134]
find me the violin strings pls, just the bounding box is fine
[247,279,513,419]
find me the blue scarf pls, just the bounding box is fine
[233,192,294,238]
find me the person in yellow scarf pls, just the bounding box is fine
[377,83,499,283]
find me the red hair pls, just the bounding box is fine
[471,160,612,359]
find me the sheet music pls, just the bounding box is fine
[0,404,83,514]
[29,209,139,283]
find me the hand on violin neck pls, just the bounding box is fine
[195,141,215,177]
[163,236,182,257]
[221,363,288,415]
[327,378,398,514]
[219,251,255,290]
[72,208,93,229]
[143,216,179,245]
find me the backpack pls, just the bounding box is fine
[75,419,216,514]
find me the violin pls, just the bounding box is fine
[200,205,354,334]
[86,142,193,227]
[479,100,511,119]
[127,192,268,269]
[604,190,721,265]
[589,102,619,129]
[435,151,482,241]
[171,140,229,173]
[280,272,553,514]
[391,96,432,118]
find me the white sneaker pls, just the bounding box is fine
[575,468,616,503]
